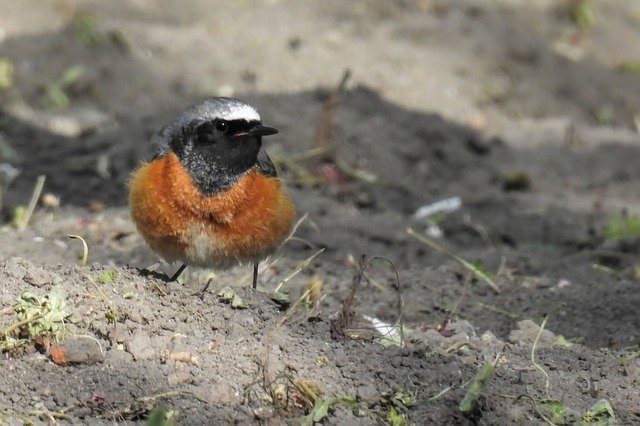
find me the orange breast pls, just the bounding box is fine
[129,152,295,268]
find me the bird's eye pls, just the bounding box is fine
[195,122,216,145]
[215,120,228,133]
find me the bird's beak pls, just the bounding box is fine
[248,124,279,137]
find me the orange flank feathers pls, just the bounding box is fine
[129,152,295,269]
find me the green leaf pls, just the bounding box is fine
[541,399,568,423]
[381,388,416,408]
[312,399,331,422]
[105,309,117,324]
[44,85,70,109]
[145,406,173,426]
[300,395,363,424]
[594,105,614,125]
[502,171,531,192]
[74,14,104,46]
[459,362,495,413]
[301,398,332,426]
[582,399,615,424]
[230,294,247,309]
[217,286,235,302]
[59,65,85,88]
[217,286,247,309]
[11,205,27,229]
[18,291,40,305]
[555,335,583,346]
[389,407,409,426]
[269,291,291,306]
[12,287,71,339]
[315,356,329,367]
[123,291,137,300]
[572,0,596,30]
[0,57,14,89]
[394,390,416,408]
[603,216,640,240]
[47,288,66,311]
[338,395,359,407]
[97,269,119,284]
[617,61,640,74]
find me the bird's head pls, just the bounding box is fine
[154,97,278,195]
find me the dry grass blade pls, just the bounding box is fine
[257,285,321,409]
[506,394,555,426]
[330,256,405,345]
[2,314,44,337]
[68,235,89,266]
[330,255,366,340]
[285,212,309,242]
[407,228,500,293]
[29,409,71,422]
[451,272,472,316]
[286,147,334,163]
[17,175,46,232]
[368,255,405,346]
[273,248,325,293]
[262,213,317,273]
[427,386,454,402]
[335,159,378,184]
[274,70,371,188]
[531,314,551,394]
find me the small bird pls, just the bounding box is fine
[129,97,295,288]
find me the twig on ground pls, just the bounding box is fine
[330,255,366,341]
[312,69,351,161]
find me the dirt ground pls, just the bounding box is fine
[1,0,640,424]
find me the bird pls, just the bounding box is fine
[129,97,296,289]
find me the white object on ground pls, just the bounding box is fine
[413,196,462,220]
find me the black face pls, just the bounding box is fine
[170,118,278,195]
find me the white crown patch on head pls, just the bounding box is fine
[213,101,261,121]
[193,98,261,122]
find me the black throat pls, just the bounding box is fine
[170,119,262,196]
[182,155,251,196]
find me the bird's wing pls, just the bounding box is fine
[256,148,278,177]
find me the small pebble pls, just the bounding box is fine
[49,339,105,366]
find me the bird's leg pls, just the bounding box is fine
[252,262,259,289]
[169,264,187,282]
